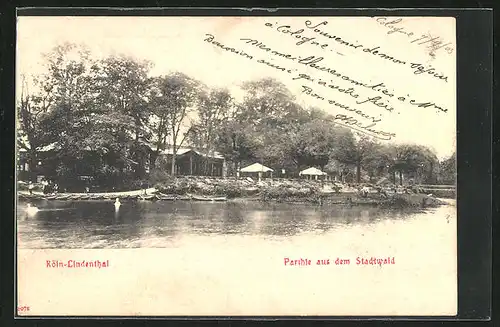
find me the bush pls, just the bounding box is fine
[381,194,446,208]
[149,168,174,184]
[213,184,243,198]
[156,178,196,195]
[258,185,321,202]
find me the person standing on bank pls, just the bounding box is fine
[43,181,49,195]
[28,181,34,195]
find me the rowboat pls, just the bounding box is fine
[190,194,227,202]
[138,195,157,201]
[175,195,193,201]
[157,194,177,201]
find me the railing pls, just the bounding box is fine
[416,184,456,191]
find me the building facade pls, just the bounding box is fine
[159,148,226,177]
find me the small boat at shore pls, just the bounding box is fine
[157,194,177,201]
[190,194,227,202]
[18,188,158,200]
[176,195,193,201]
[138,195,157,201]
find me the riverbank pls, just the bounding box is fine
[18,183,447,209]
[154,176,448,208]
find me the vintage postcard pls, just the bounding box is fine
[16,14,457,316]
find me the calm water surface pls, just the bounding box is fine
[17,200,426,249]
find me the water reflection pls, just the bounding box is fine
[17,200,420,249]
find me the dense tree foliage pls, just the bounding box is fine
[17,43,455,189]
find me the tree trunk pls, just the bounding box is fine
[428,162,434,184]
[356,163,361,183]
[170,152,176,176]
[150,151,159,169]
[137,157,146,178]
[222,159,227,178]
[203,157,209,176]
[399,171,403,185]
[27,150,38,182]
[132,147,144,179]
[170,133,177,175]
[392,171,397,184]
[188,154,192,175]
[135,116,141,141]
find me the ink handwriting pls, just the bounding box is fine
[263,20,449,83]
[238,37,448,112]
[202,26,451,140]
[374,17,454,57]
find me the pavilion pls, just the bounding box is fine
[299,167,327,180]
[239,163,274,182]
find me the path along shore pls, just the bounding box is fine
[18,187,448,208]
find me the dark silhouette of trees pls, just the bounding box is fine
[17,43,451,188]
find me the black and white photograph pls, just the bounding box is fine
[16,14,457,316]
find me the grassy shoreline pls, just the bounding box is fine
[18,177,451,208]
[152,176,450,208]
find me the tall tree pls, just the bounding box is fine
[19,43,98,183]
[17,74,54,181]
[439,152,456,184]
[96,55,153,177]
[333,132,379,183]
[148,78,171,169]
[239,78,303,132]
[415,145,439,184]
[189,87,233,175]
[281,113,339,171]
[237,78,303,167]
[214,119,258,175]
[377,144,433,185]
[40,43,97,154]
[153,73,200,175]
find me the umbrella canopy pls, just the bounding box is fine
[299,167,327,176]
[240,163,274,173]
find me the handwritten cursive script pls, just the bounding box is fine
[202,18,452,141]
[374,17,455,58]
[263,20,449,83]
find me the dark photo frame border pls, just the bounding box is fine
[0,6,493,324]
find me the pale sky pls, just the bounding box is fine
[17,16,456,159]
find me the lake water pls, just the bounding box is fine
[17,199,457,316]
[18,200,427,249]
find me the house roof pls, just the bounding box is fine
[240,163,274,173]
[39,143,60,152]
[18,142,60,152]
[161,147,225,160]
[299,167,327,176]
